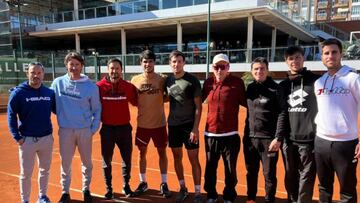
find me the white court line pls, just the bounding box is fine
[51,151,288,196]
[0,170,133,203]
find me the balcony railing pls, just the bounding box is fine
[317,1,328,9]
[316,14,328,21]
[21,0,228,25]
[334,0,349,7]
[16,45,322,69]
[331,13,348,20]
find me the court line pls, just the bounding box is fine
[51,151,288,196]
[0,170,134,203]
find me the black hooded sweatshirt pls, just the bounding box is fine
[244,77,284,141]
[277,68,320,143]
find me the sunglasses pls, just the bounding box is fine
[28,62,44,68]
[213,64,227,71]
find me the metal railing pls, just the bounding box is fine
[20,0,228,25]
[267,1,351,41]
[3,45,322,73]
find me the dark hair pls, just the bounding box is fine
[251,57,269,70]
[321,38,343,53]
[139,49,156,62]
[169,50,185,61]
[27,62,44,71]
[284,46,304,59]
[107,58,123,67]
[64,52,85,66]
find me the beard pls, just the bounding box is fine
[110,73,120,79]
[29,78,41,87]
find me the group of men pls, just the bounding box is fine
[243,38,360,203]
[7,38,360,203]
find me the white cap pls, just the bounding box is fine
[212,53,229,65]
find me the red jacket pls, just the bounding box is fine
[96,77,137,125]
[202,74,247,134]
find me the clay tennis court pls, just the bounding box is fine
[0,102,359,202]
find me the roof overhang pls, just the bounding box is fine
[29,6,315,42]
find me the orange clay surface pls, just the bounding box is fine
[0,103,359,203]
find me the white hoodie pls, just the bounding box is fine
[314,65,360,141]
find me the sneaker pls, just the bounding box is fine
[58,193,70,203]
[83,190,92,203]
[104,189,114,200]
[160,182,172,198]
[176,187,189,202]
[223,200,233,203]
[122,184,134,197]
[134,182,148,195]
[37,195,51,203]
[206,198,217,203]
[194,194,203,203]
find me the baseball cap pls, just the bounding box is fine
[212,53,229,65]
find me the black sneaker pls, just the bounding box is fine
[176,187,189,202]
[194,194,203,203]
[160,182,172,198]
[134,182,148,196]
[104,189,114,200]
[122,184,134,197]
[83,190,93,203]
[58,193,70,203]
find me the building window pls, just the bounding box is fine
[178,0,193,7]
[163,0,176,9]
[134,1,146,13]
[120,3,133,15]
[148,0,159,11]
[194,0,208,5]
[352,6,360,15]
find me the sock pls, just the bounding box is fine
[179,179,185,188]
[161,174,167,183]
[139,173,146,182]
[195,185,201,194]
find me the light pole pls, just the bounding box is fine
[206,0,211,79]
[6,0,27,58]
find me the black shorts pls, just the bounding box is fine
[168,122,199,150]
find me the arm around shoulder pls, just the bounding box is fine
[90,86,102,134]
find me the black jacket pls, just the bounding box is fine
[244,77,283,141]
[277,68,320,143]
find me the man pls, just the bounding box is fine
[51,52,101,203]
[243,57,283,203]
[131,50,171,198]
[278,46,319,203]
[96,58,137,199]
[8,62,55,203]
[193,45,200,64]
[202,53,247,203]
[314,38,360,203]
[165,50,202,203]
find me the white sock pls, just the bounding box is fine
[195,185,201,194]
[139,173,146,182]
[161,174,167,183]
[179,179,185,188]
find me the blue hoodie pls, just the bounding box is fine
[7,81,55,141]
[51,74,101,134]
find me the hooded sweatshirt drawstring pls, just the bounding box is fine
[323,74,336,93]
[301,78,303,105]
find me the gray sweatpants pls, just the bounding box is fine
[19,134,53,202]
[59,127,93,194]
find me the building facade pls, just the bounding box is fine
[315,0,360,22]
